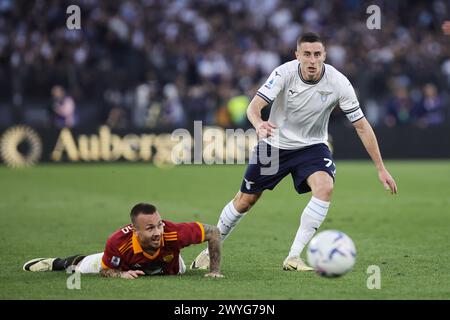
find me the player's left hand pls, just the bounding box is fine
[378,169,398,195]
[204,272,224,278]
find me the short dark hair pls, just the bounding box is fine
[297,32,323,47]
[130,203,157,224]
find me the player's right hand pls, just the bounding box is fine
[256,121,277,139]
[121,270,146,279]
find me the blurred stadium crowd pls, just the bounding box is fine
[0,0,448,130]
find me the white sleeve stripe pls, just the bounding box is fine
[343,106,360,114]
[256,91,272,103]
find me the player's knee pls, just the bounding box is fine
[312,180,334,200]
[233,197,253,212]
[233,192,260,213]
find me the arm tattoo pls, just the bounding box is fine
[100,268,122,278]
[202,223,222,274]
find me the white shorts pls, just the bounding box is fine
[75,253,103,274]
[75,252,186,275]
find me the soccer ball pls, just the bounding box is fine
[306,230,356,277]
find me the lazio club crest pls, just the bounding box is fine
[318,90,333,102]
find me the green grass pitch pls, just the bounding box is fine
[0,161,449,299]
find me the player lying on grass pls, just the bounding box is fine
[23,203,223,279]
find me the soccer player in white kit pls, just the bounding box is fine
[191,32,398,271]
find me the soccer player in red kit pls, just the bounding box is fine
[23,203,223,279]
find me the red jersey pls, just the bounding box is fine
[101,220,205,275]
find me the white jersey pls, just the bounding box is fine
[256,60,364,149]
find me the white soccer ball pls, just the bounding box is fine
[307,230,356,277]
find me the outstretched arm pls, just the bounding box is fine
[201,224,223,278]
[352,118,398,194]
[100,268,145,279]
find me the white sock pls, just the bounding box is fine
[288,196,330,258]
[217,200,246,242]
